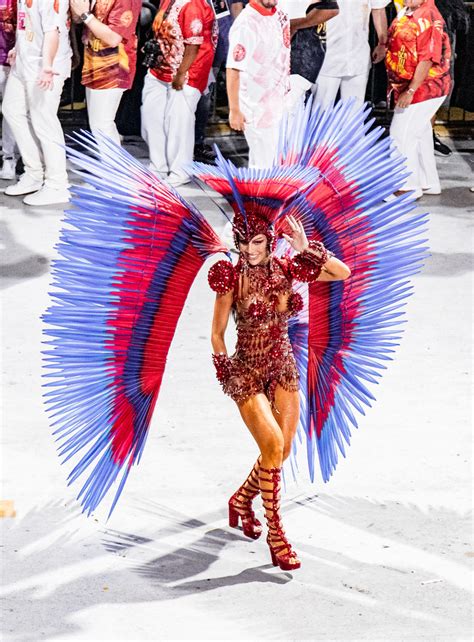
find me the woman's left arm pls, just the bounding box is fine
[283,215,351,283]
[316,256,351,281]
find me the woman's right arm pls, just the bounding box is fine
[211,290,233,355]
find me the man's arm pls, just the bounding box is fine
[172,43,200,90]
[226,67,245,131]
[70,0,124,47]
[371,7,388,63]
[37,29,59,89]
[290,4,338,38]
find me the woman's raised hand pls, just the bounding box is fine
[282,215,309,253]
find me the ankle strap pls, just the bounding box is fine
[259,466,282,474]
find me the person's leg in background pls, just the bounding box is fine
[0,65,18,180]
[432,30,456,157]
[194,81,216,163]
[244,122,280,169]
[194,13,231,164]
[431,112,452,156]
[22,75,70,205]
[311,74,341,110]
[418,96,446,194]
[286,74,312,114]
[85,86,125,147]
[390,95,445,197]
[2,72,45,196]
[141,72,169,179]
[166,84,201,186]
[339,72,369,105]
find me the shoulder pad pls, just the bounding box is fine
[208,260,237,294]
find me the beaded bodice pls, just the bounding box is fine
[232,258,302,369]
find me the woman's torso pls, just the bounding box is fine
[232,258,302,372]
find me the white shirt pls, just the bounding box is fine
[319,0,389,78]
[277,0,309,20]
[14,0,72,81]
[227,4,290,128]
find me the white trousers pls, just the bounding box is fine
[390,95,446,191]
[0,65,17,158]
[312,72,370,110]
[3,71,68,188]
[245,122,280,169]
[141,72,201,181]
[286,73,312,115]
[86,86,125,147]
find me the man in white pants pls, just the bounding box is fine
[141,0,217,186]
[313,0,389,109]
[0,0,17,180]
[3,0,71,206]
[226,0,290,169]
[0,64,17,179]
[70,0,141,147]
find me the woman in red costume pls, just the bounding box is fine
[208,211,351,571]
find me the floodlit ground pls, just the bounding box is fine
[1,134,472,642]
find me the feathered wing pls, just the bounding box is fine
[43,133,227,516]
[282,100,430,481]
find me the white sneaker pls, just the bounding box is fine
[422,186,441,195]
[167,174,191,187]
[4,173,43,196]
[0,158,17,180]
[383,188,423,202]
[23,185,70,206]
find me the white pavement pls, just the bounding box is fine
[1,138,473,642]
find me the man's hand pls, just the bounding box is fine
[290,21,298,39]
[396,90,414,109]
[371,43,386,64]
[172,70,186,91]
[6,48,16,66]
[37,66,59,90]
[70,0,89,20]
[229,108,245,131]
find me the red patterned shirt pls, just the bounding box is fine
[150,0,218,93]
[386,0,451,104]
[82,0,141,90]
[0,0,16,65]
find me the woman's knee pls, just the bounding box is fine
[261,434,284,462]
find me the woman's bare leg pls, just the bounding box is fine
[237,393,299,565]
[237,393,284,469]
[271,385,300,462]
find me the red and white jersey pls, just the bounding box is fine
[227,0,290,129]
[151,0,218,93]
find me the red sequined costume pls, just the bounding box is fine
[209,240,330,405]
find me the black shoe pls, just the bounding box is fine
[194,143,216,164]
[433,134,452,156]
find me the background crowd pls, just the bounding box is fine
[0,0,471,205]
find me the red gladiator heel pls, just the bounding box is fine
[259,465,301,571]
[228,459,263,540]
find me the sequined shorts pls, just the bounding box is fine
[222,354,299,406]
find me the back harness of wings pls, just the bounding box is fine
[43,100,429,516]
